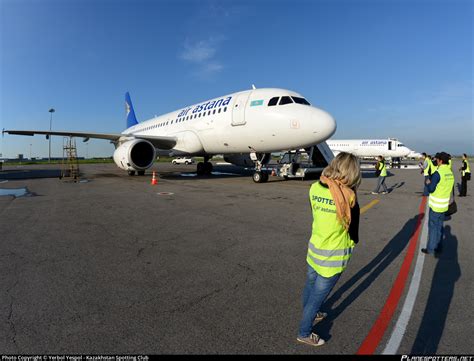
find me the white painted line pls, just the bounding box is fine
[382,201,429,354]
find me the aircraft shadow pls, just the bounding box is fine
[158,165,253,180]
[311,214,421,342]
[410,225,461,354]
[0,168,62,180]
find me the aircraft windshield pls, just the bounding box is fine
[291,96,311,105]
[279,96,293,105]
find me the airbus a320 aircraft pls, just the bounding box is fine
[4,87,336,183]
[326,138,413,160]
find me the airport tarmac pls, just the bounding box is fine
[0,161,472,354]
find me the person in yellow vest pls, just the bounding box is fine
[421,153,434,196]
[297,152,361,347]
[459,153,471,197]
[372,155,388,194]
[422,152,454,255]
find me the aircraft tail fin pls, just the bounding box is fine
[125,92,139,128]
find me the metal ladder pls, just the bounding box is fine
[61,137,80,181]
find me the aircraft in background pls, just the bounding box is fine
[4,88,336,183]
[326,138,413,162]
[406,150,422,159]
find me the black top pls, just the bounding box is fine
[318,181,360,244]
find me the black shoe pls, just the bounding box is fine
[421,248,431,255]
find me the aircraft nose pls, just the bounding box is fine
[312,108,336,141]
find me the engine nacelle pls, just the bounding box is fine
[224,154,254,167]
[113,139,156,171]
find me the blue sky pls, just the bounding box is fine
[1,0,472,158]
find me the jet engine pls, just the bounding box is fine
[224,154,254,167]
[113,139,156,171]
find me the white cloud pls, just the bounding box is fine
[179,36,225,77]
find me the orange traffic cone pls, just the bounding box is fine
[151,171,158,185]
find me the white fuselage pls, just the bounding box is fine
[123,88,336,156]
[326,139,412,158]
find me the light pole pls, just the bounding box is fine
[48,108,55,162]
[30,143,32,160]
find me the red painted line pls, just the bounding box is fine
[357,196,427,355]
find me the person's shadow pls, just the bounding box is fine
[388,181,405,193]
[410,225,461,354]
[313,214,421,341]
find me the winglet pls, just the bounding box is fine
[125,92,139,128]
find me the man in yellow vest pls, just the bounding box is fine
[459,153,471,197]
[421,153,434,196]
[422,152,454,255]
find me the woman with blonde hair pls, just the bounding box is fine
[297,152,361,347]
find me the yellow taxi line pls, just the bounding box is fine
[360,199,380,214]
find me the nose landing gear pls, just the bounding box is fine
[251,152,270,183]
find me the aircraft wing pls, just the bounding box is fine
[3,130,177,149]
[3,129,122,141]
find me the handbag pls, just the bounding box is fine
[446,189,457,216]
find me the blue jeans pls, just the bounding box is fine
[427,208,445,253]
[298,265,341,337]
[374,176,388,193]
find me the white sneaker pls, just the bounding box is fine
[297,333,326,347]
[371,192,378,195]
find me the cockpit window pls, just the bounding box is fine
[398,144,405,147]
[268,97,279,106]
[291,96,311,105]
[279,96,293,105]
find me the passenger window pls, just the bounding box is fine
[224,107,227,112]
[279,96,293,105]
[213,109,216,114]
[268,97,279,106]
[208,111,211,116]
[218,108,221,113]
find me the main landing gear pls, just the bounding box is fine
[128,170,145,176]
[197,156,213,176]
[251,152,270,183]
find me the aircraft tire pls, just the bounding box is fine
[128,170,136,176]
[137,170,145,176]
[253,171,268,183]
[197,162,205,175]
[204,162,213,174]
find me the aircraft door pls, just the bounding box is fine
[231,92,250,126]
[388,141,393,151]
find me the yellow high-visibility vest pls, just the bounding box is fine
[429,165,454,213]
[307,181,356,278]
[462,159,471,177]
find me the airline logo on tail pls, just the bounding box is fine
[125,92,138,128]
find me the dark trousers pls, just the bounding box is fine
[460,176,468,196]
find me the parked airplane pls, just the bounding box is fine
[406,150,422,159]
[4,88,336,182]
[326,138,412,160]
